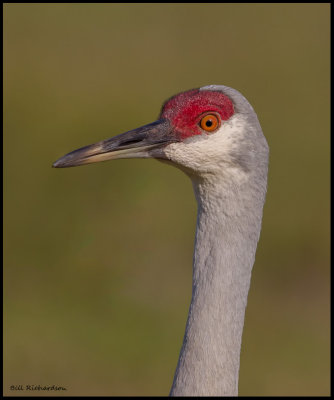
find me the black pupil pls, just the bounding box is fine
[205,119,213,127]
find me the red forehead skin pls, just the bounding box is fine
[160,89,234,140]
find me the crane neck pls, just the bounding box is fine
[170,172,267,396]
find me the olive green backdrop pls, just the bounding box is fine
[4,3,330,396]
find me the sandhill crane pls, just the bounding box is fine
[53,85,269,396]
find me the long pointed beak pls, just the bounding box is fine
[53,119,175,168]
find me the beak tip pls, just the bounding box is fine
[52,158,65,168]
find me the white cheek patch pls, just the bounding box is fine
[164,115,248,177]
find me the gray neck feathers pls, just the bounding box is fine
[170,164,267,396]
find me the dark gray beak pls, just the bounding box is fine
[53,119,176,168]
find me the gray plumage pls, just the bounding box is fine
[53,84,269,396]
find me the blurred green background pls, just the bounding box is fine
[4,3,330,396]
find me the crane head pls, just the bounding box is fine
[53,85,268,179]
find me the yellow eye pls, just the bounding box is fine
[200,113,220,132]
